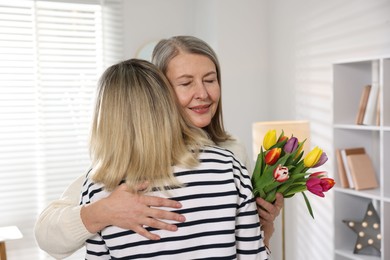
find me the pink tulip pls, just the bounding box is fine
[306,172,335,197]
[306,178,325,197]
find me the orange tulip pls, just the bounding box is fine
[265,148,281,165]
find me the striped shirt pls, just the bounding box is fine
[80,146,268,260]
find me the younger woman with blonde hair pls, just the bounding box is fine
[81,59,267,259]
[88,58,207,192]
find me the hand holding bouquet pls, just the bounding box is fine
[252,129,335,218]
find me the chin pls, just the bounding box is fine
[193,120,211,128]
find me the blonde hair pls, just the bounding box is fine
[90,59,211,191]
[152,35,232,144]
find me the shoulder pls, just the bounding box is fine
[203,145,252,192]
[218,137,246,156]
[199,145,240,163]
[219,136,250,166]
[199,145,249,177]
[201,145,234,156]
[195,145,244,170]
[80,173,108,203]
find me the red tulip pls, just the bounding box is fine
[278,135,288,143]
[309,171,326,178]
[265,148,281,165]
[321,178,335,192]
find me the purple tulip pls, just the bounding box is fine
[312,152,328,168]
[283,137,298,153]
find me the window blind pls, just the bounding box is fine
[0,0,123,259]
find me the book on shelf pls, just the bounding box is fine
[337,147,378,190]
[339,147,366,189]
[376,91,381,126]
[355,85,371,125]
[362,60,380,126]
[335,149,349,188]
[362,83,379,125]
[347,153,378,190]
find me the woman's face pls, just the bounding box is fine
[165,53,220,128]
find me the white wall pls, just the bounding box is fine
[123,0,195,59]
[212,0,269,161]
[123,0,269,163]
[268,0,390,259]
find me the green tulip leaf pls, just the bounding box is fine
[283,185,307,197]
[302,192,314,219]
[264,188,277,203]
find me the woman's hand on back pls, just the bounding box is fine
[81,183,185,240]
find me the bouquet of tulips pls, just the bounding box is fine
[252,129,335,218]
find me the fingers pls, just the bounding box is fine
[142,195,183,210]
[256,197,275,216]
[132,225,161,241]
[119,182,183,210]
[258,209,274,224]
[260,222,274,248]
[141,196,186,222]
[142,215,179,232]
[256,194,284,223]
[132,202,183,240]
[274,193,285,211]
[108,183,187,239]
[146,207,186,223]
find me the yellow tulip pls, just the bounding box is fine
[263,130,277,150]
[304,146,323,167]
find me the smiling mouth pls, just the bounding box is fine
[190,104,211,113]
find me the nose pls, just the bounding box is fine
[194,80,209,100]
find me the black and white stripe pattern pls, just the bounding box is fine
[81,146,267,260]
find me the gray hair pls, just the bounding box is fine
[152,36,230,143]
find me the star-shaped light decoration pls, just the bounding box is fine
[343,202,381,256]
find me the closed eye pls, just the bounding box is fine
[204,79,216,83]
[179,81,191,86]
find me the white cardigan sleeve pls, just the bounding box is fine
[34,174,94,259]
